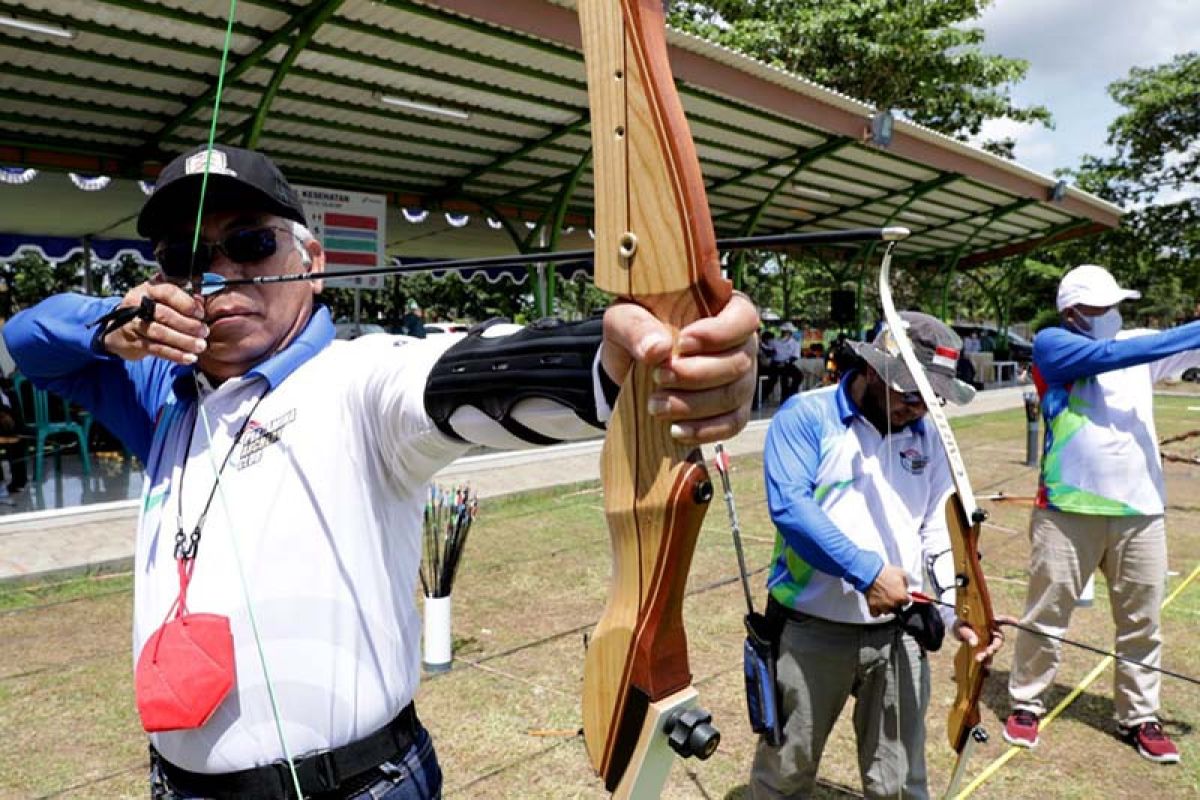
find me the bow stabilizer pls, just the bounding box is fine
[579,1,729,795]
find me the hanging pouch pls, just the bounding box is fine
[743,611,783,746]
[135,561,236,732]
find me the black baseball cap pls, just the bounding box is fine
[848,311,975,405]
[137,144,307,240]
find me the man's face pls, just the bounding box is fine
[865,368,929,428]
[161,210,324,381]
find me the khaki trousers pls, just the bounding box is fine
[1008,507,1167,726]
[749,614,930,800]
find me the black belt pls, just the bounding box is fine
[767,596,899,629]
[153,703,420,800]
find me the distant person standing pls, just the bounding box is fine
[401,300,427,339]
[764,322,802,399]
[756,330,779,410]
[1004,264,1200,764]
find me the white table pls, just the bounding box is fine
[991,360,1018,384]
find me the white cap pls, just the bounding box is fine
[780,322,796,332]
[1056,264,1141,312]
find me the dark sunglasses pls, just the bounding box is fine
[899,390,946,407]
[155,225,293,279]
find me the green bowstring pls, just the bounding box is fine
[188,1,304,795]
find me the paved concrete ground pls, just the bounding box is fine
[0,386,1031,585]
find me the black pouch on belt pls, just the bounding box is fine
[898,600,945,652]
[743,610,783,746]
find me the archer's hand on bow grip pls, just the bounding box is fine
[600,295,758,445]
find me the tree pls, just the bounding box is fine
[668,0,1050,146]
[1051,52,1200,324]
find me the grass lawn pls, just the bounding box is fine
[1,398,1198,799]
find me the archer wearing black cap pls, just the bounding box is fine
[750,311,1000,799]
[4,144,762,799]
[138,144,309,240]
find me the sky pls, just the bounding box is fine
[972,0,1199,187]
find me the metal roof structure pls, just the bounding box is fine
[0,0,1122,268]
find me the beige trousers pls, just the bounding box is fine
[1008,507,1167,726]
[749,614,930,800]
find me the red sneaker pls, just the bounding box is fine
[1121,721,1180,764]
[1002,709,1040,748]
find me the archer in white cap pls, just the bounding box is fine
[1003,263,1200,764]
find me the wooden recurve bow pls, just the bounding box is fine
[877,245,997,799]
[578,1,730,796]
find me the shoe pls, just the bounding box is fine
[1120,721,1180,764]
[1002,709,1040,748]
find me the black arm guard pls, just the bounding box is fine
[424,316,617,444]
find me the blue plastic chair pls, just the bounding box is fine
[11,373,92,483]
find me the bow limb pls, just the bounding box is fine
[877,246,996,796]
[579,1,730,795]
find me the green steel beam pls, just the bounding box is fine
[244,0,347,149]
[0,88,164,126]
[708,136,850,198]
[494,166,589,203]
[537,149,593,315]
[441,115,590,197]
[97,0,815,161]
[851,178,958,331]
[802,173,959,228]
[908,196,1041,241]
[936,199,1037,316]
[0,34,563,164]
[920,216,1088,265]
[140,5,332,152]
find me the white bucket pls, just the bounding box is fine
[423,595,453,672]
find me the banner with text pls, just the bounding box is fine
[296,185,387,290]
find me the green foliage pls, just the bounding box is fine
[668,0,1050,143]
[1090,52,1200,205]
[322,272,534,328]
[2,251,155,314]
[321,269,606,328]
[1051,52,1200,325]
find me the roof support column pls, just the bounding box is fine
[523,148,591,317]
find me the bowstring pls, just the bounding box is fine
[185,1,304,794]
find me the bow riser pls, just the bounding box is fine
[945,497,995,752]
[579,0,731,792]
[587,424,711,785]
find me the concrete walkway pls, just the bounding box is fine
[0,386,1031,585]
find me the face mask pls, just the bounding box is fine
[1073,308,1122,340]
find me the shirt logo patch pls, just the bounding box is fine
[899,447,928,475]
[237,409,296,468]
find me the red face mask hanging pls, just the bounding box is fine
[133,391,265,732]
[135,558,236,732]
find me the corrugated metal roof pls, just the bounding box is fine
[0,0,1120,265]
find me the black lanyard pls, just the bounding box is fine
[173,388,267,561]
